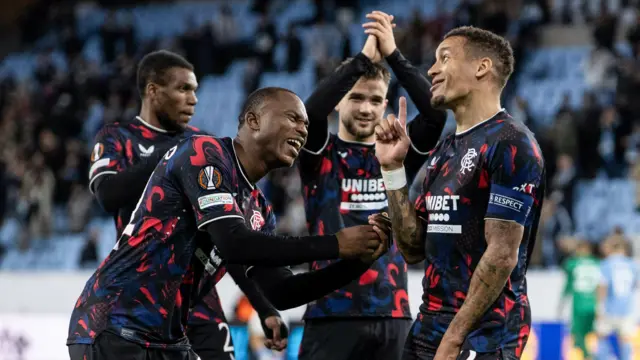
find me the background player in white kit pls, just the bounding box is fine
[596,236,639,360]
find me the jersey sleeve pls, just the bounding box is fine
[599,262,611,287]
[170,136,244,229]
[88,125,126,193]
[484,131,545,226]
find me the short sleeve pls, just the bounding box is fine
[170,136,244,229]
[485,132,545,226]
[88,125,127,193]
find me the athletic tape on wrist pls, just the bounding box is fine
[381,166,407,190]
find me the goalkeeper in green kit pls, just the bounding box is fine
[558,240,601,360]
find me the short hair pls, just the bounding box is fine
[336,58,391,85]
[136,50,194,99]
[444,26,514,88]
[238,87,297,129]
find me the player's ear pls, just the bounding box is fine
[245,111,260,131]
[475,57,492,79]
[146,82,158,99]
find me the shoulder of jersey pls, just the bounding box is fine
[96,121,128,139]
[325,133,338,149]
[186,125,210,135]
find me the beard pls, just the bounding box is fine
[157,111,186,133]
[342,116,376,141]
[430,94,447,109]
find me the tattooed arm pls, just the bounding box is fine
[442,219,523,344]
[386,185,425,264]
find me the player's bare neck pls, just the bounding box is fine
[232,138,267,184]
[453,92,502,135]
[139,105,165,131]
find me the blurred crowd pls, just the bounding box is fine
[0,0,639,270]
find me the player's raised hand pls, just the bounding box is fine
[336,225,382,259]
[362,35,382,63]
[375,96,411,171]
[363,11,397,57]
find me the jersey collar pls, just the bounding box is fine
[336,135,375,147]
[136,116,168,133]
[454,108,507,137]
[231,139,255,190]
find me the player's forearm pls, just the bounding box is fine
[226,264,279,319]
[248,260,371,310]
[93,160,159,213]
[387,185,425,264]
[206,219,338,267]
[446,243,518,342]
[303,53,372,151]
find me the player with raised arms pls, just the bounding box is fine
[296,11,446,360]
[68,86,391,360]
[373,27,546,360]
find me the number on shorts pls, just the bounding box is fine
[218,322,235,354]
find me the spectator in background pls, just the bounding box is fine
[576,92,602,178]
[583,47,617,96]
[78,229,99,269]
[598,106,626,178]
[537,193,574,267]
[213,4,240,45]
[286,24,303,72]
[0,161,6,230]
[68,183,93,233]
[551,94,579,159]
[551,154,577,218]
[255,14,277,71]
[18,152,55,245]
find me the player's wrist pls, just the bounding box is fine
[381,165,406,190]
[382,46,398,58]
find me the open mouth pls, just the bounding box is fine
[286,138,303,155]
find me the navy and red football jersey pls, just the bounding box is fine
[413,110,545,353]
[298,134,417,319]
[87,117,231,331]
[88,116,205,237]
[68,135,275,348]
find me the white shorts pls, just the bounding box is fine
[596,316,637,338]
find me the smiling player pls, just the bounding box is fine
[374,27,546,360]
